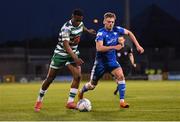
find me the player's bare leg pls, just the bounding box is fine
[66,64,81,109]
[78,66,98,100]
[112,67,129,108]
[34,68,58,112]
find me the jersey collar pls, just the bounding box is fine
[69,20,83,27]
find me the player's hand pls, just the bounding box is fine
[73,36,80,44]
[136,45,144,54]
[118,37,125,44]
[114,44,124,50]
[74,58,84,66]
[88,29,96,35]
[133,63,137,68]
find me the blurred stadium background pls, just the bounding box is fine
[0,0,180,83]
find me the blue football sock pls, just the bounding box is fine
[81,85,88,93]
[118,80,126,100]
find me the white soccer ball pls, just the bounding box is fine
[77,98,92,112]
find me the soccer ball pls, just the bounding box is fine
[77,98,92,112]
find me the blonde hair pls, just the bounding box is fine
[104,12,116,20]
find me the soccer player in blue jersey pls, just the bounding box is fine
[78,12,144,108]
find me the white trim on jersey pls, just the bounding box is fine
[90,60,98,80]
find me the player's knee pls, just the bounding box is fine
[45,76,55,83]
[86,82,96,90]
[73,73,81,82]
[116,75,125,81]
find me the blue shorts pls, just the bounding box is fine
[90,60,121,85]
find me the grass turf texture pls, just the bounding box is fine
[0,81,180,121]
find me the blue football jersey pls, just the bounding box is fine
[95,26,125,63]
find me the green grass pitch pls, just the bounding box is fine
[0,80,180,121]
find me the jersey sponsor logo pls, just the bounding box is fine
[107,38,116,44]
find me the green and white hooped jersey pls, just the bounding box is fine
[54,20,84,57]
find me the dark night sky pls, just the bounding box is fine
[0,0,179,42]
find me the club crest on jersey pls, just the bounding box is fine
[97,32,103,36]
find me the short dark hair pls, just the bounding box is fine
[72,9,83,16]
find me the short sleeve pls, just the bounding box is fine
[115,26,125,35]
[95,31,104,42]
[61,27,70,41]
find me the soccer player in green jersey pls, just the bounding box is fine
[34,9,95,111]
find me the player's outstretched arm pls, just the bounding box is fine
[124,29,144,54]
[83,26,96,35]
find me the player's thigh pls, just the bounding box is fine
[90,63,105,85]
[67,64,81,77]
[46,67,59,81]
[47,67,58,77]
